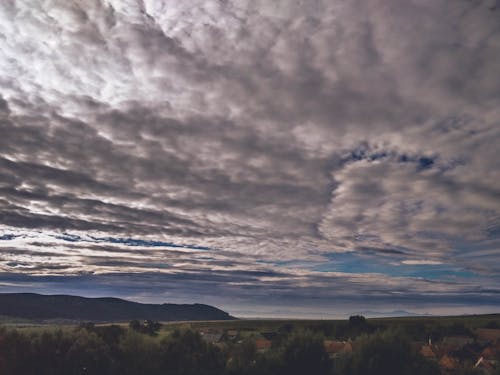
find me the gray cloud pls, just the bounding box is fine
[0,0,499,316]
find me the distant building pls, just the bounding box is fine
[439,354,459,371]
[475,329,500,343]
[200,332,223,343]
[255,338,272,352]
[324,340,352,357]
[420,344,436,359]
[226,330,238,338]
[441,336,474,351]
[481,346,498,360]
[221,329,238,341]
[474,356,496,373]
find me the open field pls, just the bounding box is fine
[164,314,500,330]
[3,313,500,337]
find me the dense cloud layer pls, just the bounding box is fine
[0,0,499,316]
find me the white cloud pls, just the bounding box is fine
[0,0,499,313]
[401,260,444,266]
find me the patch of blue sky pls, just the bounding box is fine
[271,260,324,269]
[0,234,19,240]
[312,252,475,280]
[313,252,391,274]
[48,232,212,250]
[91,236,212,250]
[343,144,437,172]
[55,233,82,242]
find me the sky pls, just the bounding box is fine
[0,0,500,319]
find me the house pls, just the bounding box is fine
[481,346,498,360]
[343,342,353,353]
[420,344,437,359]
[200,332,223,343]
[221,329,239,341]
[324,340,352,357]
[441,335,474,350]
[475,329,500,343]
[439,354,459,371]
[226,330,238,338]
[474,356,496,374]
[255,338,272,352]
[199,328,221,334]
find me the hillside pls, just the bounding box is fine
[0,293,235,322]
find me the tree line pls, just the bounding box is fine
[3,315,500,375]
[0,319,449,375]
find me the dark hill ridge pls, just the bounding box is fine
[0,293,235,322]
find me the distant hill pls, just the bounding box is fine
[355,310,433,318]
[0,293,235,322]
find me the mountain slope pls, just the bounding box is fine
[0,293,235,322]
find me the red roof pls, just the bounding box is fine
[255,338,271,350]
[439,354,459,370]
[475,328,500,342]
[420,345,436,358]
[481,346,497,359]
[324,340,352,354]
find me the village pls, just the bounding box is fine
[194,324,500,374]
[3,315,500,374]
[417,327,500,374]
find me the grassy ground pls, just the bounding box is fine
[2,314,499,337]
[370,314,500,330]
[161,314,500,330]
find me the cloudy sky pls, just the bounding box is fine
[1,0,500,318]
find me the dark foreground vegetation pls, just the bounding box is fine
[1,315,500,375]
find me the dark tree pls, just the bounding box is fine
[349,315,366,327]
[160,329,226,375]
[281,330,331,375]
[226,337,257,374]
[348,329,439,375]
[129,320,141,332]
